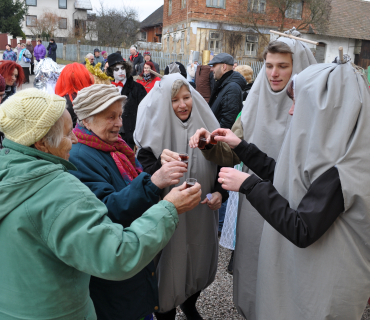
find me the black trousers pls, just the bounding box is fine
[154,291,201,320]
[30,63,34,75]
[22,67,30,83]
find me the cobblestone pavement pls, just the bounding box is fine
[156,244,370,320]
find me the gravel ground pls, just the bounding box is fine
[156,244,370,320]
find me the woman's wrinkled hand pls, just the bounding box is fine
[189,128,212,149]
[161,149,181,165]
[164,182,202,214]
[151,161,188,189]
[211,128,242,149]
[218,167,250,192]
[201,191,223,211]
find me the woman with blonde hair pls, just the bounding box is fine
[234,65,253,101]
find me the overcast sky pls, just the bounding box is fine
[89,0,164,21]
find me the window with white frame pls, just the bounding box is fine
[206,0,226,9]
[26,0,37,5]
[180,32,185,53]
[58,0,67,9]
[167,36,170,53]
[181,0,186,9]
[141,31,147,41]
[248,0,266,13]
[59,18,67,29]
[209,32,222,54]
[168,0,172,15]
[285,1,303,19]
[26,15,37,27]
[245,34,258,56]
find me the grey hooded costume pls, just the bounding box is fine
[134,73,220,312]
[199,37,317,319]
[246,61,370,319]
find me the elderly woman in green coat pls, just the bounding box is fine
[0,88,201,320]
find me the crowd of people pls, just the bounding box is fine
[0,29,370,320]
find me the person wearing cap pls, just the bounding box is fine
[101,50,108,62]
[0,88,201,320]
[68,83,189,320]
[94,48,104,70]
[129,45,144,76]
[137,51,160,75]
[207,53,247,130]
[106,52,147,149]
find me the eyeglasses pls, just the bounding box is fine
[114,66,125,72]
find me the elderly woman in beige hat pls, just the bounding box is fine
[69,84,191,320]
[0,88,201,320]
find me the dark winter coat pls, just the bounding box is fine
[209,71,247,129]
[194,65,215,103]
[242,82,253,101]
[69,142,162,320]
[129,52,144,76]
[137,60,160,75]
[119,75,147,149]
[47,42,57,62]
[26,44,34,64]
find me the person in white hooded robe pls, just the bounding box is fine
[213,56,370,320]
[189,34,316,319]
[134,73,228,320]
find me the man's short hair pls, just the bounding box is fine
[86,53,94,59]
[263,41,293,60]
[37,39,42,43]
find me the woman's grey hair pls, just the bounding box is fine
[43,112,65,148]
[171,79,191,99]
[79,115,94,127]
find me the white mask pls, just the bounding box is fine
[113,64,126,82]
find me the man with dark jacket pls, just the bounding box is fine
[47,39,57,62]
[129,45,143,76]
[107,52,147,149]
[208,53,247,129]
[137,51,160,75]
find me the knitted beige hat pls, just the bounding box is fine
[0,88,66,146]
[73,84,127,121]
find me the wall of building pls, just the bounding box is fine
[23,0,87,38]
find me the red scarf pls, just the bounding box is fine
[129,53,139,61]
[73,124,142,183]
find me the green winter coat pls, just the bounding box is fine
[0,139,179,320]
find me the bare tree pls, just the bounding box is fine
[28,11,60,40]
[235,0,332,43]
[94,2,140,47]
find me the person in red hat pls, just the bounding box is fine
[137,51,160,75]
[136,61,161,93]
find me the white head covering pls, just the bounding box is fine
[233,37,317,320]
[134,73,220,312]
[256,62,370,319]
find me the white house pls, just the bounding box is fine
[23,0,92,39]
